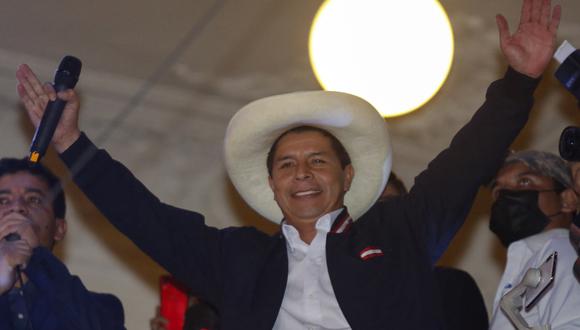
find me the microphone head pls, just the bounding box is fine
[54,55,82,90]
[4,233,21,242]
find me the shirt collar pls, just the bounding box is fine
[520,228,569,252]
[281,208,344,253]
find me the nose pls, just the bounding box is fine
[294,161,312,180]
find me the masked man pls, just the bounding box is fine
[489,151,580,329]
[0,158,125,330]
[15,0,562,328]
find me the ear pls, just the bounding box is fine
[53,218,67,242]
[268,175,274,191]
[560,188,578,214]
[268,176,277,201]
[343,164,355,192]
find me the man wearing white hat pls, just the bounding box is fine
[15,0,562,329]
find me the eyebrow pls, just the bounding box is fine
[274,151,327,162]
[274,155,294,163]
[0,188,46,195]
[516,170,543,177]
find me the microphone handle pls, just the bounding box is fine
[29,98,67,163]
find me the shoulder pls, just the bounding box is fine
[89,292,125,321]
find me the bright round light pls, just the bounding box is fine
[309,0,454,117]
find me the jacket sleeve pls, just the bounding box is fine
[59,135,240,304]
[24,247,126,330]
[400,68,540,263]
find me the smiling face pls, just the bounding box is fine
[268,130,354,231]
[0,171,66,249]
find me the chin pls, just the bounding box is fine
[291,209,328,222]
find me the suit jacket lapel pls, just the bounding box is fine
[252,235,288,329]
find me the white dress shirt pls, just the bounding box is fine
[490,228,580,330]
[273,209,351,330]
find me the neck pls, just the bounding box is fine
[289,221,317,245]
[545,212,572,231]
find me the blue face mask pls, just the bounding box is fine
[489,190,557,247]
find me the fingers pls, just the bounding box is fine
[57,89,79,103]
[0,216,32,241]
[548,4,561,34]
[0,239,32,268]
[530,0,542,24]
[0,218,26,240]
[539,0,551,26]
[16,64,56,128]
[521,0,559,29]
[520,0,532,24]
[16,64,55,103]
[496,14,510,44]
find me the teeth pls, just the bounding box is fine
[295,190,318,197]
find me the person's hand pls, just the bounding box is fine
[150,307,169,330]
[16,63,81,153]
[496,0,561,78]
[0,239,32,294]
[0,213,40,250]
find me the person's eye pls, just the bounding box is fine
[26,196,43,206]
[279,162,293,169]
[312,158,325,165]
[518,177,532,187]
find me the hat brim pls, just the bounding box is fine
[224,91,392,223]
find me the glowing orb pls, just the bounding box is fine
[309,0,454,117]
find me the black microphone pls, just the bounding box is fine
[28,56,82,163]
[4,233,21,241]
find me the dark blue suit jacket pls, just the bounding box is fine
[0,247,125,330]
[61,68,538,329]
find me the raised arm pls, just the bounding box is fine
[15,63,243,305]
[403,0,562,262]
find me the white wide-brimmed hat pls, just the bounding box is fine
[224,91,392,223]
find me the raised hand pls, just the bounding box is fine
[16,64,81,153]
[496,0,561,78]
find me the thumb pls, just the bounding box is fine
[496,14,510,47]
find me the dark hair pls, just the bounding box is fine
[387,172,408,195]
[0,158,66,218]
[266,126,352,176]
[378,172,408,202]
